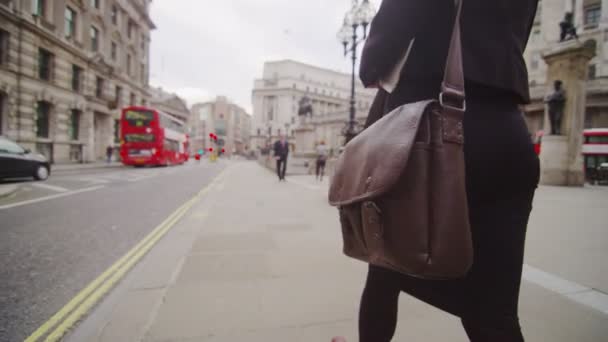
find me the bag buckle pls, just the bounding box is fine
[439,92,466,112]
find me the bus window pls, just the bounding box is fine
[124,133,155,142]
[589,135,608,143]
[124,109,155,127]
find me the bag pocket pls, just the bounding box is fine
[339,204,370,261]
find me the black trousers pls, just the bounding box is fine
[316,158,326,179]
[359,92,540,342]
[276,158,287,180]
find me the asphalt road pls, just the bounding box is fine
[0,160,226,342]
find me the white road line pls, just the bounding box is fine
[75,177,110,184]
[0,186,105,210]
[523,264,608,315]
[30,183,69,193]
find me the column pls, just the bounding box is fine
[601,0,608,27]
[81,110,95,163]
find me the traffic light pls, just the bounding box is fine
[208,147,213,152]
[221,148,225,153]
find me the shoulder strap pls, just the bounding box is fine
[441,0,465,111]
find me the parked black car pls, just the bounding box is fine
[0,136,51,181]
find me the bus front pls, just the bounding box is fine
[120,107,163,166]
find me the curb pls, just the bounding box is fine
[0,184,19,199]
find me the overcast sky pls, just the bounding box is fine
[148,0,381,113]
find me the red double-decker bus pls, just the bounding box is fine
[533,128,608,182]
[582,128,608,181]
[119,106,189,167]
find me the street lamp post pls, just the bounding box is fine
[337,0,376,145]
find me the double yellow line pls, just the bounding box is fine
[26,167,230,342]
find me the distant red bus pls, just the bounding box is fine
[533,128,608,181]
[119,106,189,167]
[582,128,608,181]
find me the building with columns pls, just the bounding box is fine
[190,96,251,157]
[251,60,376,153]
[0,0,154,163]
[523,0,608,133]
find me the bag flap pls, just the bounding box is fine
[328,100,436,206]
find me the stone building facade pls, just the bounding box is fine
[524,0,608,134]
[148,86,190,123]
[251,60,375,153]
[0,0,154,163]
[190,96,251,157]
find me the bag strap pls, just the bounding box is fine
[440,0,466,112]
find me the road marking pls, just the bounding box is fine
[523,264,608,315]
[25,166,230,342]
[0,186,104,210]
[31,183,69,193]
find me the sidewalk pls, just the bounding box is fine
[67,162,608,342]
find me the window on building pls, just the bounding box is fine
[65,7,77,38]
[90,26,99,51]
[585,110,594,128]
[141,34,146,52]
[130,92,136,105]
[96,76,104,98]
[126,53,131,75]
[111,5,118,25]
[531,28,540,43]
[33,0,45,17]
[38,48,53,81]
[257,128,261,136]
[72,64,82,92]
[114,119,120,143]
[115,85,122,103]
[90,0,99,9]
[140,63,145,83]
[111,41,117,60]
[36,101,51,138]
[585,6,601,28]
[588,64,597,79]
[128,19,134,39]
[68,109,80,140]
[0,29,9,65]
[0,92,5,135]
[530,53,540,70]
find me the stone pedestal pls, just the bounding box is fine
[540,40,595,186]
[540,135,585,185]
[294,124,315,157]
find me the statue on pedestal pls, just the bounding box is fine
[298,95,313,124]
[545,80,566,135]
[560,12,578,42]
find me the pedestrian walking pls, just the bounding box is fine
[315,141,328,182]
[106,145,113,164]
[331,0,541,341]
[273,134,289,181]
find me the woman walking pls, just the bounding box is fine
[334,0,540,341]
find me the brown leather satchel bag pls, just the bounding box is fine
[328,0,472,280]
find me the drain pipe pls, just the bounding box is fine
[16,11,24,141]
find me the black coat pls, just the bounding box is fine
[360,0,539,124]
[273,140,289,160]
